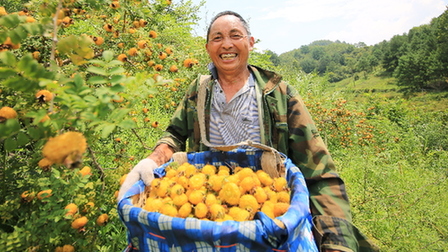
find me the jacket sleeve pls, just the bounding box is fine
[155,78,201,152]
[285,87,378,252]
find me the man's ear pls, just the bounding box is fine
[249,36,255,51]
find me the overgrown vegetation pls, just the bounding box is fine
[271,8,448,92]
[0,1,447,251]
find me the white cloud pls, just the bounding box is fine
[261,0,447,45]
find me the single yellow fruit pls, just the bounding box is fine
[218,182,240,206]
[194,202,208,219]
[37,189,52,200]
[79,166,91,176]
[64,203,78,217]
[71,216,88,229]
[96,213,109,226]
[177,202,192,218]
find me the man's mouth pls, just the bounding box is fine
[220,53,237,60]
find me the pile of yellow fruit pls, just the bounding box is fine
[140,163,291,221]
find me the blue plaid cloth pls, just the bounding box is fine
[118,149,318,251]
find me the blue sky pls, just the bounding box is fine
[189,0,448,55]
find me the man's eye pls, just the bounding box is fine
[231,34,243,39]
[212,36,222,42]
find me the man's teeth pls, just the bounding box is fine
[221,54,236,59]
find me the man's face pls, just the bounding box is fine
[206,15,255,75]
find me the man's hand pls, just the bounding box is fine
[117,158,158,200]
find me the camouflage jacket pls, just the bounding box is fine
[156,65,378,252]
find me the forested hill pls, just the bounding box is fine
[267,8,448,91]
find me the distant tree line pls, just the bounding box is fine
[267,8,448,91]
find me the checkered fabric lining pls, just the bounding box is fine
[118,149,318,251]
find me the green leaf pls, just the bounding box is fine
[0,68,17,79]
[110,83,125,92]
[0,118,20,139]
[87,76,107,84]
[117,119,136,129]
[102,50,114,61]
[109,67,125,76]
[110,74,126,85]
[4,138,17,151]
[101,124,116,138]
[28,127,42,140]
[111,108,131,120]
[73,74,85,89]
[4,76,37,92]
[0,51,17,67]
[87,59,105,67]
[86,66,107,76]
[0,14,21,28]
[84,95,98,103]
[21,23,45,36]
[16,132,29,147]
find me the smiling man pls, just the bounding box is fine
[119,10,378,252]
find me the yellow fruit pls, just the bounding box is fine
[217,169,230,176]
[253,186,268,204]
[169,65,178,73]
[154,64,163,71]
[83,202,95,213]
[239,176,256,193]
[170,184,185,198]
[228,207,250,221]
[71,216,88,229]
[128,47,138,56]
[273,177,287,192]
[37,189,52,200]
[64,203,78,217]
[238,194,259,213]
[79,166,91,176]
[194,202,208,219]
[209,204,225,220]
[160,204,177,217]
[177,202,192,218]
[260,201,275,219]
[201,164,216,176]
[110,1,120,8]
[0,106,18,120]
[257,170,273,187]
[177,175,189,189]
[207,175,224,192]
[137,40,147,49]
[149,30,157,38]
[158,52,167,60]
[92,36,104,46]
[273,202,289,217]
[205,193,218,207]
[188,190,205,205]
[156,179,170,197]
[277,191,290,203]
[58,244,75,252]
[218,182,240,206]
[21,191,35,202]
[144,198,163,212]
[35,90,54,102]
[165,169,177,179]
[117,53,127,62]
[237,167,255,180]
[96,213,109,226]
[188,173,206,190]
[184,164,197,178]
[172,193,188,207]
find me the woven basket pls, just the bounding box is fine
[117,149,318,252]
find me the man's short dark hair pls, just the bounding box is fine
[206,11,251,42]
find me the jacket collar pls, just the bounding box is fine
[207,63,283,93]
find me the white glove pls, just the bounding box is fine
[118,158,157,200]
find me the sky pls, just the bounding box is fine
[189,0,448,55]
